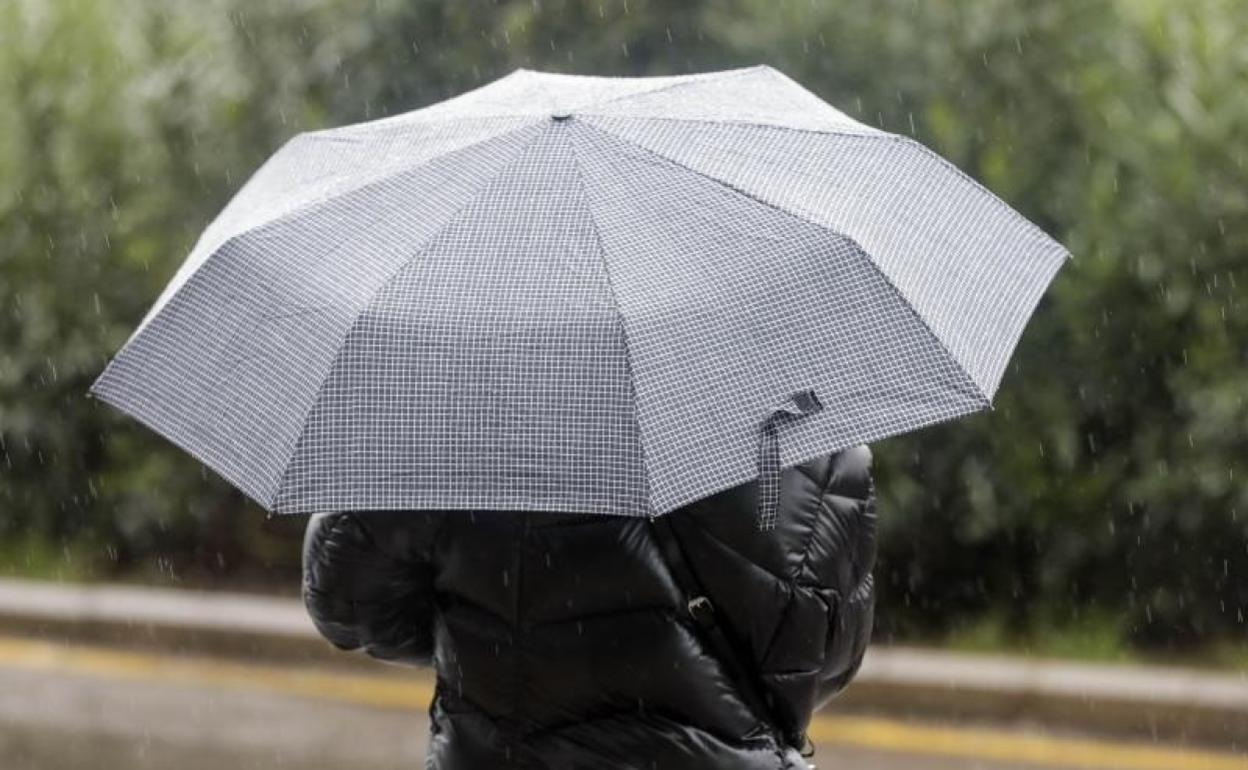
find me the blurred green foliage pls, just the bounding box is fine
[1,0,1246,652]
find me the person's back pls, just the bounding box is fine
[303,446,876,770]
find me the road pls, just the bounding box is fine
[1,635,1243,770]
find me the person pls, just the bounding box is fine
[302,445,876,770]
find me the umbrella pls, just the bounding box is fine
[91,65,1069,528]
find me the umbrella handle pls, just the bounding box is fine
[755,388,824,531]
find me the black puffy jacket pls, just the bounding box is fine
[302,446,876,770]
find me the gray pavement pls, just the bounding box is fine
[0,657,1161,770]
[2,577,1246,746]
[0,665,424,770]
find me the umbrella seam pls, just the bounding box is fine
[565,64,760,114]
[580,111,881,138]
[227,117,547,247]
[561,124,660,519]
[320,70,757,129]
[641,394,984,518]
[300,112,542,139]
[579,114,1069,257]
[574,119,993,407]
[298,67,534,132]
[268,121,552,511]
[123,116,548,348]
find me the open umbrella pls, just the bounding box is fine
[91,65,1069,527]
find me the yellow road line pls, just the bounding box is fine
[0,635,1244,770]
[0,635,433,711]
[810,716,1247,770]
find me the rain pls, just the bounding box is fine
[1,1,1247,769]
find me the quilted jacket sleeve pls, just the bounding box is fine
[668,445,877,742]
[808,446,876,705]
[302,510,441,666]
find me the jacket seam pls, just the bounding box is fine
[529,604,677,629]
[511,515,529,738]
[691,521,788,585]
[793,459,839,582]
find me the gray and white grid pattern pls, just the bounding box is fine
[92,66,1070,519]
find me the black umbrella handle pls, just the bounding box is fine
[755,388,824,530]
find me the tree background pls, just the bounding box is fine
[2,0,1246,659]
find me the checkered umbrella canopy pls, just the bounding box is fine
[91,66,1069,527]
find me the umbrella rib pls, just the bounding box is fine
[237,117,548,240]
[304,68,535,130]
[125,118,547,346]
[305,113,555,137]
[580,112,881,139]
[267,123,553,511]
[571,65,762,114]
[574,119,992,407]
[560,127,660,518]
[579,114,1068,252]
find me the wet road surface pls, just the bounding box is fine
[1,636,1243,770]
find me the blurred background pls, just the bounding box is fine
[1,1,1247,767]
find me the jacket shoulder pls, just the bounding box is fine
[821,444,873,503]
[670,445,874,580]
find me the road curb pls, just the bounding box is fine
[0,578,342,667]
[1,578,1245,747]
[843,650,1248,749]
